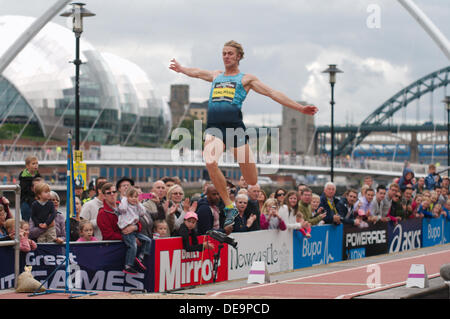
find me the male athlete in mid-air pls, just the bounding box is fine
[169,40,318,227]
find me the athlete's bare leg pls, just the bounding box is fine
[231,143,257,186]
[203,135,233,207]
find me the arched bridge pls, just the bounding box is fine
[335,65,450,156]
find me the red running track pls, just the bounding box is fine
[208,248,450,299]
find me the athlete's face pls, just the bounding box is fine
[222,46,240,68]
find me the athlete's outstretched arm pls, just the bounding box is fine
[169,58,221,83]
[246,74,318,115]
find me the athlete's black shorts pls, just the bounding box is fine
[205,121,249,149]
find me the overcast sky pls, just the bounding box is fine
[1,0,449,127]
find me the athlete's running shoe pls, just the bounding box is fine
[224,206,239,227]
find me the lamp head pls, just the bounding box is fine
[322,64,343,84]
[60,2,95,34]
[443,96,450,111]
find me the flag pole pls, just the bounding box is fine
[65,132,72,291]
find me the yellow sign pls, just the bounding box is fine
[74,150,83,163]
[74,162,87,190]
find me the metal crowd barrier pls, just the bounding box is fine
[0,185,20,288]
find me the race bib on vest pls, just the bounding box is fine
[211,81,236,103]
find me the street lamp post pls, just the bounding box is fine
[443,96,450,176]
[322,64,343,182]
[60,2,95,151]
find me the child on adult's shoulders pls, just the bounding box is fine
[118,187,152,275]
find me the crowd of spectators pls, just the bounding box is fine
[1,157,450,268]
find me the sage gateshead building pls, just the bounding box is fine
[0,15,172,146]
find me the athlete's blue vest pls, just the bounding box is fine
[207,72,248,125]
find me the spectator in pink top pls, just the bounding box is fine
[260,198,286,231]
[6,220,37,252]
[19,221,37,252]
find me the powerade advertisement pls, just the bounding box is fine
[343,223,388,260]
[293,224,343,269]
[388,218,422,253]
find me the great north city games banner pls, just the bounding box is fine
[0,242,151,291]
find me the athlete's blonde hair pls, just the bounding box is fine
[224,40,244,61]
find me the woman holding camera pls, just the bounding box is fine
[260,198,286,231]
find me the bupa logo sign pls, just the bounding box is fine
[293,224,343,269]
[302,237,323,261]
[422,216,447,247]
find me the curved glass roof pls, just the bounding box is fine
[0,15,171,145]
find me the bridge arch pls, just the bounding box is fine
[336,65,450,155]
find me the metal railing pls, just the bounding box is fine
[0,185,20,288]
[0,146,442,178]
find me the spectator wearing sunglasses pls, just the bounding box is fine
[97,183,141,240]
[387,191,405,223]
[166,184,198,234]
[274,188,287,208]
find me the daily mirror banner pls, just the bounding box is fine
[293,224,343,269]
[343,223,388,260]
[388,218,422,253]
[153,236,227,292]
[228,229,293,280]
